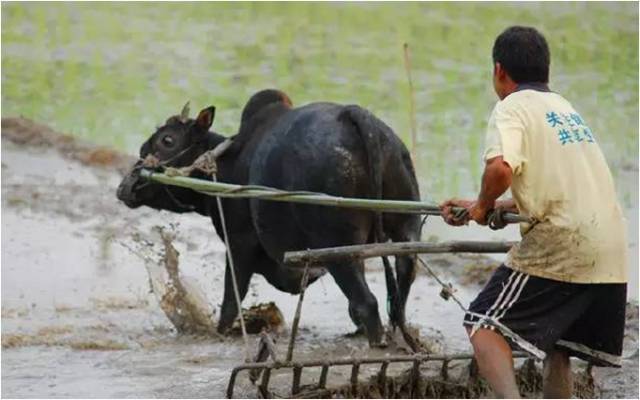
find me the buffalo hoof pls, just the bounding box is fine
[370,337,388,349]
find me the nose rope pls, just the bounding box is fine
[135,139,230,213]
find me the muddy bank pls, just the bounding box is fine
[1,118,638,398]
[1,117,136,173]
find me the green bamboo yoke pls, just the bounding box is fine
[139,169,530,224]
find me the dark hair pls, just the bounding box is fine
[492,26,550,84]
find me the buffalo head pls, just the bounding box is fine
[116,103,217,213]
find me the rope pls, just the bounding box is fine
[416,257,545,360]
[213,174,252,362]
[452,206,511,230]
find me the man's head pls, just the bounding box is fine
[492,26,550,99]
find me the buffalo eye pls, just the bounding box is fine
[161,135,175,147]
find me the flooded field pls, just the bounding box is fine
[1,119,638,398]
[1,1,638,398]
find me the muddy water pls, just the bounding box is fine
[1,128,638,398]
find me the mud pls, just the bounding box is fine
[506,222,608,283]
[231,302,286,335]
[1,118,638,398]
[135,226,220,337]
[122,223,285,337]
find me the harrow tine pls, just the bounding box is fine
[350,361,360,397]
[257,367,272,399]
[378,360,389,398]
[250,331,278,383]
[409,359,421,397]
[292,364,303,395]
[226,367,240,399]
[318,363,329,389]
[440,358,450,381]
[249,368,262,384]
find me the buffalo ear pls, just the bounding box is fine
[195,106,215,131]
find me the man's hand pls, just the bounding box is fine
[441,156,513,228]
[440,199,493,226]
[440,199,474,226]
[467,200,493,225]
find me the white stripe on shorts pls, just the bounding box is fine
[485,270,521,318]
[495,274,530,320]
[467,270,521,330]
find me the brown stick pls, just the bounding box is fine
[284,240,516,266]
[403,43,418,162]
[286,266,310,362]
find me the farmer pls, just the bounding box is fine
[440,26,628,398]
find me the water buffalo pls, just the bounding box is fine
[117,89,421,347]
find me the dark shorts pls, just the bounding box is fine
[463,265,627,367]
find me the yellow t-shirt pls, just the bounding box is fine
[484,88,628,283]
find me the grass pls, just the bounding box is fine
[1,2,637,204]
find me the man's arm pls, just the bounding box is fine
[495,198,518,213]
[441,156,514,225]
[471,156,513,223]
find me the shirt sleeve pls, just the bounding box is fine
[483,100,526,176]
[483,104,502,161]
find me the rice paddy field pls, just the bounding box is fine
[2,1,638,202]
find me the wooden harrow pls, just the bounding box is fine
[227,351,529,398]
[225,240,536,398]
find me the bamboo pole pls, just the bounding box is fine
[140,170,530,223]
[283,240,516,266]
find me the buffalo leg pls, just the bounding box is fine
[328,261,385,347]
[383,215,420,328]
[394,254,417,324]
[217,259,253,334]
